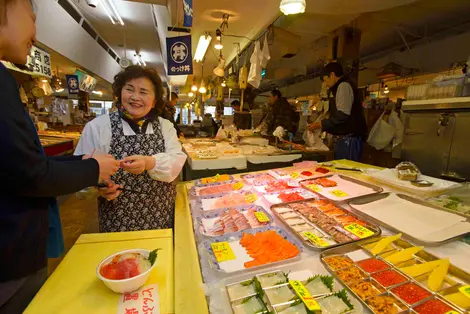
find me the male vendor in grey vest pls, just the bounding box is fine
[308,62,367,161]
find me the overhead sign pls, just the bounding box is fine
[74,70,98,92]
[166,35,193,76]
[66,75,80,95]
[183,0,193,27]
[27,46,52,78]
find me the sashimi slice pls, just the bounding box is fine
[279,303,308,314]
[317,295,350,314]
[305,277,332,296]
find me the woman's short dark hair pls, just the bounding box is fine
[271,89,282,98]
[112,65,164,115]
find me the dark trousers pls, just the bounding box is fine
[0,268,47,314]
[334,136,363,162]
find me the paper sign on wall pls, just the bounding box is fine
[117,284,160,314]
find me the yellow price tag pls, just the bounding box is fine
[254,211,270,223]
[307,184,321,192]
[232,182,245,190]
[303,231,329,247]
[345,223,374,238]
[211,242,236,262]
[213,173,221,181]
[290,172,300,179]
[458,285,470,299]
[445,312,459,314]
[289,280,321,311]
[330,190,349,197]
[245,193,258,203]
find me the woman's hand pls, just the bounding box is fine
[120,155,155,175]
[307,122,322,131]
[98,181,123,201]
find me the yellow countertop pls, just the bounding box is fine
[25,229,174,314]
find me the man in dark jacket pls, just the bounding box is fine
[308,62,367,161]
[258,90,293,135]
[0,1,120,312]
[162,92,182,137]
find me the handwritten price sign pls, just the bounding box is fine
[289,280,321,311]
[307,184,321,192]
[290,172,300,179]
[211,242,236,262]
[118,284,160,314]
[458,285,470,299]
[245,193,258,203]
[254,211,270,223]
[303,231,329,247]
[330,190,348,197]
[345,223,374,238]
[232,182,245,190]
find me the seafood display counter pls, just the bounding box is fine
[39,136,74,156]
[175,160,470,314]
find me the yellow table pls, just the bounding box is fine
[25,229,174,314]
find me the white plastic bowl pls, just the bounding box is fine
[96,249,157,294]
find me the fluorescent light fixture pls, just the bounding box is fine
[191,85,198,92]
[41,79,48,83]
[280,0,306,15]
[106,0,124,25]
[92,91,103,95]
[56,88,64,93]
[194,35,212,62]
[188,92,194,97]
[169,75,188,86]
[101,1,116,24]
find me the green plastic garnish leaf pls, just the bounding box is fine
[148,249,161,266]
[319,275,334,292]
[241,295,255,304]
[333,289,354,311]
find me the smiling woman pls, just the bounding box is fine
[75,65,187,233]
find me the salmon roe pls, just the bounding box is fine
[357,258,390,273]
[371,270,407,287]
[391,283,432,305]
[414,299,453,314]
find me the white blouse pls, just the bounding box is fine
[74,114,187,182]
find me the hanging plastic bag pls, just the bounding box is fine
[261,34,271,68]
[248,41,262,88]
[303,129,329,151]
[367,112,395,150]
[215,127,227,139]
[388,110,404,148]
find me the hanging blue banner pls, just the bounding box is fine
[166,35,193,76]
[183,0,193,27]
[66,74,80,94]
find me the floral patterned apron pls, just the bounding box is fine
[98,111,176,232]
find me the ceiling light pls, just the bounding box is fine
[280,0,306,15]
[214,40,223,50]
[213,56,226,77]
[92,90,103,95]
[221,81,226,87]
[56,88,64,93]
[101,1,116,24]
[105,0,124,25]
[194,34,212,62]
[41,79,48,83]
[384,86,390,94]
[191,85,198,92]
[188,92,194,97]
[199,81,207,94]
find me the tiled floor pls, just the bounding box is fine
[47,194,99,274]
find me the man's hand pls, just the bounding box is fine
[93,154,120,182]
[307,122,322,131]
[120,155,155,175]
[98,181,122,201]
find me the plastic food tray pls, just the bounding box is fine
[196,205,274,237]
[349,193,470,245]
[194,174,234,186]
[271,200,381,251]
[200,226,303,275]
[263,188,318,205]
[224,269,363,314]
[320,236,470,314]
[189,180,248,197]
[240,173,277,186]
[194,191,257,212]
[268,167,332,181]
[300,174,383,202]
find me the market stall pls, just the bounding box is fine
[175,159,470,314]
